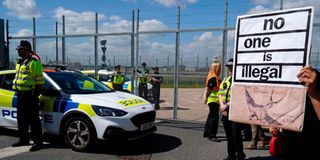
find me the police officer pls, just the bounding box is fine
[150,67,162,110]
[219,58,246,160]
[112,65,125,91]
[12,40,44,151]
[137,62,149,99]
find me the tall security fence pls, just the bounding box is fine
[3,0,320,122]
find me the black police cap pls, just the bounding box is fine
[16,40,32,51]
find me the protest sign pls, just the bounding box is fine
[229,7,314,131]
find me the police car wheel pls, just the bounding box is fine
[63,117,95,151]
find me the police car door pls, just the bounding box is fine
[0,73,18,129]
[39,75,64,134]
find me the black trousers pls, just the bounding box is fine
[222,115,246,159]
[138,83,148,99]
[204,102,219,138]
[113,84,123,91]
[16,91,42,145]
[152,86,160,105]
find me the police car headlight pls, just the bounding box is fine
[92,105,127,117]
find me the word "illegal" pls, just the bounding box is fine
[241,65,282,81]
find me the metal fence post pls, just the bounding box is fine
[94,12,98,78]
[134,9,140,96]
[222,0,228,78]
[56,22,58,63]
[62,15,66,64]
[6,19,9,68]
[173,5,181,119]
[131,10,135,96]
[32,17,36,52]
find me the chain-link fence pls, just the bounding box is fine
[4,0,320,122]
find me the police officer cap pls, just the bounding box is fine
[16,40,32,51]
[225,58,233,67]
[115,65,121,69]
[141,62,147,66]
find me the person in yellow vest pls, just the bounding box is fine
[218,58,246,160]
[12,40,44,152]
[137,62,149,99]
[203,58,221,142]
[112,65,125,91]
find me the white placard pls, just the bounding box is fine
[234,7,313,85]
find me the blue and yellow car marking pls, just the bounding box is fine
[78,104,96,117]
[38,96,96,117]
[117,98,147,108]
[0,90,16,108]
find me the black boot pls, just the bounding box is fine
[12,140,29,147]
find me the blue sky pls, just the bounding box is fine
[1,0,319,67]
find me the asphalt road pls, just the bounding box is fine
[0,120,278,160]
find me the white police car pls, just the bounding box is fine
[0,68,156,151]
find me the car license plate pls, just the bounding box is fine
[140,121,154,131]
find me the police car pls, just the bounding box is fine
[0,68,156,151]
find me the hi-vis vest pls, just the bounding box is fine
[218,76,232,103]
[113,74,124,85]
[13,58,44,91]
[207,77,220,104]
[138,68,148,83]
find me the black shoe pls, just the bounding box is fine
[29,144,43,152]
[154,104,160,110]
[223,156,236,160]
[208,137,220,142]
[12,141,29,147]
[236,153,246,160]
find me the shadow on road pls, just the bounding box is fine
[158,107,189,110]
[248,156,280,160]
[1,125,181,156]
[88,133,182,155]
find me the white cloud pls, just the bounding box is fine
[247,5,273,14]
[2,0,41,19]
[140,19,168,31]
[153,0,198,7]
[248,0,320,22]
[53,7,106,34]
[12,29,33,37]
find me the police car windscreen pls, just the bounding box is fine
[47,72,113,94]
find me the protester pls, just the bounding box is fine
[219,58,246,160]
[269,65,320,160]
[245,125,268,150]
[12,40,44,151]
[270,66,320,160]
[150,67,162,110]
[203,58,221,142]
[242,124,252,141]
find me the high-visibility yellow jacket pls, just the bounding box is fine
[206,77,220,104]
[137,68,149,83]
[13,58,44,91]
[112,74,125,85]
[218,76,232,103]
